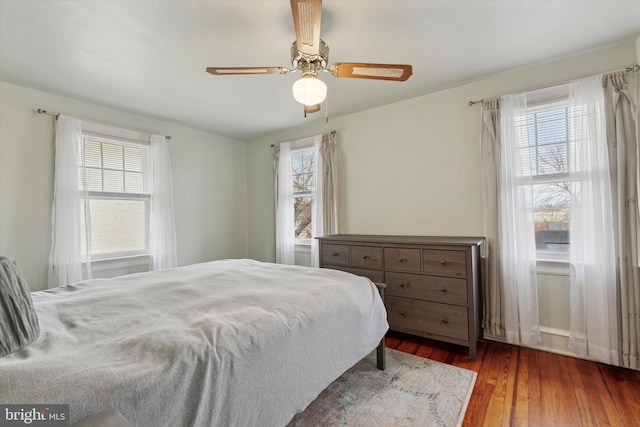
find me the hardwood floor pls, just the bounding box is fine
[385,331,640,426]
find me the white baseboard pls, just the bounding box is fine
[484,326,597,362]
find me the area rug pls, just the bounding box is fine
[287,349,477,427]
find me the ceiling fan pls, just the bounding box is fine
[206,0,413,115]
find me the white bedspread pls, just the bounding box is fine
[0,259,388,426]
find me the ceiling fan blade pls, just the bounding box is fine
[290,0,322,57]
[206,67,290,75]
[330,63,413,81]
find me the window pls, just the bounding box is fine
[79,134,150,260]
[275,133,336,266]
[523,100,572,257]
[291,147,315,244]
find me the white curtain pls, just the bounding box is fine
[311,132,338,267]
[48,115,91,288]
[148,134,177,270]
[499,93,542,346]
[566,76,619,364]
[275,142,295,264]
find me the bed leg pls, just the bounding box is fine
[376,337,386,370]
[374,282,387,370]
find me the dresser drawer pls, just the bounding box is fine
[386,296,469,341]
[385,272,467,305]
[423,250,467,277]
[322,244,349,265]
[326,266,384,283]
[351,245,383,269]
[384,247,421,272]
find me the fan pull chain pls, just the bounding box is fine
[324,95,329,123]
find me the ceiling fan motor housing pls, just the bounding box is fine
[291,39,329,73]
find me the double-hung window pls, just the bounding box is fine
[79,133,150,261]
[50,116,175,287]
[275,132,336,266]
[291,147,315,246]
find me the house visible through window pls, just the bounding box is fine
[292,148,314,243]
[79,135,150,259]
[518,98,572,257]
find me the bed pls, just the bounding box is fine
[0,258,388,426]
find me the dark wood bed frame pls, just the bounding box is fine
[375,282,386,370]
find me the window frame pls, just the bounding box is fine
[521,94,573,264]
[79,130,151,263]
[290,143,316,248]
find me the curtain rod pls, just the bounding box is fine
[36,108,171,140]
[270,130,336,147]
[467,64,640,106]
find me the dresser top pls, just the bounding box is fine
[317,234,485,247]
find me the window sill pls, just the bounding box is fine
[88,254,150,273]
[536,259,570,276]
[295,243,311,253]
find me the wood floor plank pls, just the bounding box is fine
[385,334,400,349]
[534,350,557,426]
[512,345,529,427]
[526,347,542,427]
[461,382,492,427]
[473,339,497,389]
[549,353,575,425]
[393,340,420,355]
[428,345,453,364]
[384,331,640,426]
[503,344,519,426]
[576,356,623,426]
[476,342,515,426]
[414,344,435,360]
[573,388,594,427]
[555,353,583,426]
[590,362,627,426]
[599,363,640,427]
[566,356,596,427]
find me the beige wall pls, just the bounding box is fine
[0,82,248,291]
[245,39,638,336]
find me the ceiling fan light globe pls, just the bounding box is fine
[292,76,327,106]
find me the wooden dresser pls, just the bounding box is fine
[317,234,484,360]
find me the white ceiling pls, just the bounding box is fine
[1,1,639,141]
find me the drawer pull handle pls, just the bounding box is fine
[399,283,406,289]
[398,258,405,263]
[441,318,449,325]
[440,260,446,265]
[440,288,448,294]
[400,311,406,318]
[362,255,369,259]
